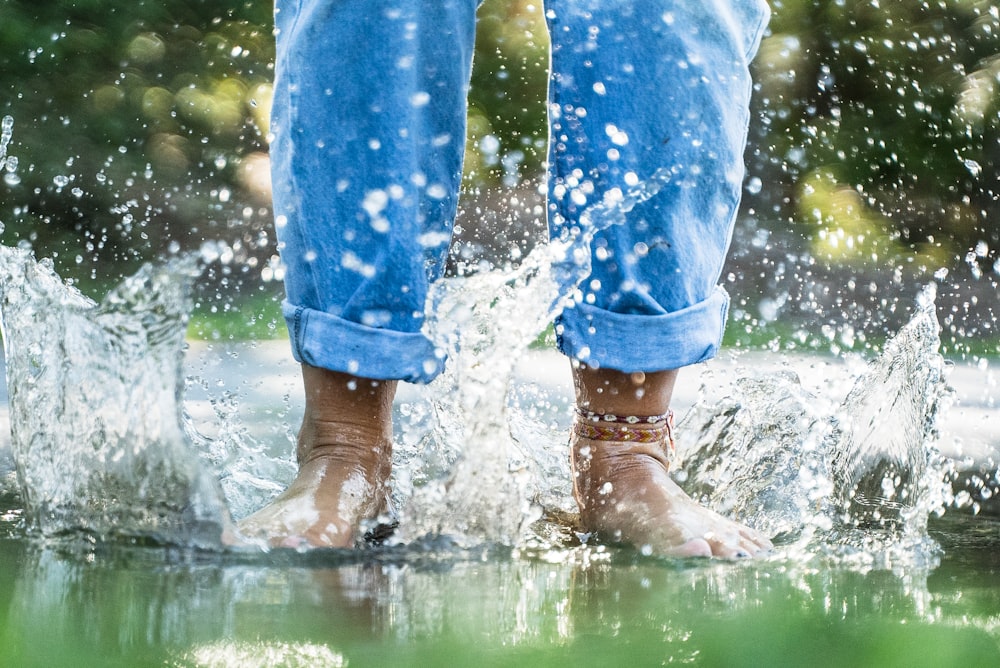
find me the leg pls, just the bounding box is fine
[269,0,478,383]
[545,0,772,556]
[240,0,479,547]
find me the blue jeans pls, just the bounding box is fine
[270,0,770,383]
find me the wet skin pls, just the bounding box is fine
[572,365,772,558]
[238,367,394,549]
[239,364,773,557]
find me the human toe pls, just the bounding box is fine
[701,530,771,559]
[663,537,714,558]
[739,527,774,554]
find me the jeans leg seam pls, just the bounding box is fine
[292,305,306,360]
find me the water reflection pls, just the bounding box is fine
[1,518,997,666]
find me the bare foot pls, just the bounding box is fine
[571,365,772,558]
[571,426,772,557]
[238,366,395,549]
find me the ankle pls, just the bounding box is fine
[301,365,396,421]
[572,365,677,417]
[573,408,676,462]
[296,419,393,466]
[296,364,396,466]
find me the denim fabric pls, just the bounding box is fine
[270,0,770,383]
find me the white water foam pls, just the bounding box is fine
[0,244,231,547]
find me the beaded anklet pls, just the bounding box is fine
[573,407,675,459]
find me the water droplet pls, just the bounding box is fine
[604,124,629,146]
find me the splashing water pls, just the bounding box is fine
[394,240,567,546]
[677,285,951,567]
[0,115,17,188]
[395,170,679,546]
[0,244,231,547]
[0,167,677,552]
[0,115,15,173]
[828,287,950,531]
[0,162,959,565]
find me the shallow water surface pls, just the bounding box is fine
[0,513,998,666]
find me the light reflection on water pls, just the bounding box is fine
[0,514,998,665]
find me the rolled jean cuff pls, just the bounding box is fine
[555,286,730,372]
[282,302,446,383]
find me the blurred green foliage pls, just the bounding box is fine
[0,0,274,295]
[2,0,1000,295]
[752,0,1000,269]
